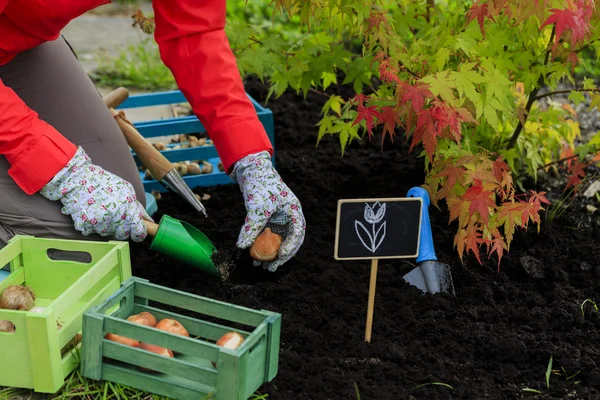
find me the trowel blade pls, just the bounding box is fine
[402,260,455,295]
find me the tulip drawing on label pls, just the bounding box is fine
[355,202,387,253]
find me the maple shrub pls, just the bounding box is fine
[225,0,600,268]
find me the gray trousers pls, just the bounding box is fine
[0,37,146,247]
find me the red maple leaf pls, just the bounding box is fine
[463,224,485,264]
[351,93,369,108]
[529,190,550,210]
[436,164,466,198]
[461,179,496,224]
[398,81,434,113]
[365,12,388,33]
[567,52,579,69]
[560,146,576,170]
[431,103,464,142]
[375,52,401,84]
[593,151,600,163]
[565,161,587,190]
[540,0,594,54]
[498,201,527,245]
[379,106,401,144]
[492,156,510,183]
[521,191,550,226]
[466,1,492,38]
[352,103,383,136]
[489,232,508,271]
[411,108,437,161]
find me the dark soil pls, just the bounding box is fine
[129,77,600,400]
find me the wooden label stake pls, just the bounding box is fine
[334,197,422,342]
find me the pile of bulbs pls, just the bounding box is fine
[0,285,50,332]
[140,134,226,179]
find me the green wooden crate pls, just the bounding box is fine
[0,235,132,393]
[80,277,281,400]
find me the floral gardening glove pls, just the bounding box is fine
[39,146,151,242]
[231,151,306,272]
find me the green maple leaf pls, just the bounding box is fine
[451,63,486,111]
[420,71,457,105]
[322,72,337,90]
[322,95,344,116]
[583,77,596,90]
[568,91,586,107]
[454,33,479,58]
[330,120,360,155]
[316,115,334,144]
[435,48,450,71]
[589,131,600,148]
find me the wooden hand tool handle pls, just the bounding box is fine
[143,219,158,237]
[103,87,129,109]
[109,108,174,180]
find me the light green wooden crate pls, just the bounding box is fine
[0,235,132,393]
[80,277,281,400]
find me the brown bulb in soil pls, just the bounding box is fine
[0,320,15,332]
[0,285,36,311]
[187,162,201,175]
[250,228,283,261]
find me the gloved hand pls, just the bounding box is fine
[231,151,305,272]
[39,146,151,242]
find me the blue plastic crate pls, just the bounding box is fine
[116,90,275,193]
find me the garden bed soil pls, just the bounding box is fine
[129,77,600,399]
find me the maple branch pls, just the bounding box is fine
[543,155,578,168]
[507,25,555,149]
[533,88,600,101]
[426,0,435,22]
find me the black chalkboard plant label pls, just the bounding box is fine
[333,197,422,342]
[334,198,422,260]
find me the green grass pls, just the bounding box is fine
[0,356,269,400]
[91,39,177,91]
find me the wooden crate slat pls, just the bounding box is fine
[0,236,131,393]
[102,363,214,400]
[81,272,281,399]
[103,316,220,362]
[134,280,268,327]
[132,304,252,341]
[103,340,218,386]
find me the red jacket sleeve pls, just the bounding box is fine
[0,79,77,194]
[151,0,273,173]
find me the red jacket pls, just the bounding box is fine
[0,0,273,195]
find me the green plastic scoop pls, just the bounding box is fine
[144,214,220,277]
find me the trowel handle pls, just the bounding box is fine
[407,187,437,263]
[103,87,129,109]
[109,108,174,180]
[143,220,159,237]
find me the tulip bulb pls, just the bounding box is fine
[250,228,283,261]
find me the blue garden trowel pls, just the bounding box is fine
[402,187,455,295]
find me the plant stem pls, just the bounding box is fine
[533,88,600,101]
[426,0,435,22]
[544,155,579,168]
[507,25,555,149]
